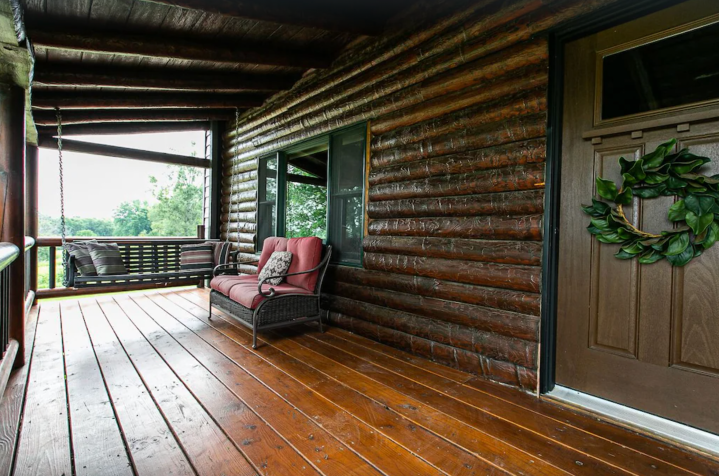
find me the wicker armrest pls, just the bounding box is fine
[258,249,331,297]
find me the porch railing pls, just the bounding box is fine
[0,242,21,398]
[35,234,211,299]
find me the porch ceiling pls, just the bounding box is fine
[21,0,416,133]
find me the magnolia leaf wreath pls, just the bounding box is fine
[582,139,719,267]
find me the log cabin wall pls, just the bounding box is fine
[220,0,619,392]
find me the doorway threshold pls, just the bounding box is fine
[545,386,719,459]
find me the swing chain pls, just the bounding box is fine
[56,107,69,287]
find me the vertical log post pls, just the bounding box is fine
[0,84,26,368]
[25,145,38,296]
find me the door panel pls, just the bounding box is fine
[557,0,719,434]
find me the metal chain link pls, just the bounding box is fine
[56,107,69,287]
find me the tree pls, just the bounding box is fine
[113,200,152,236]
[147,166,204,236]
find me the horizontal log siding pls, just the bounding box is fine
[220,0,619,391]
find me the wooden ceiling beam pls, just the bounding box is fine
[32,90,267,109]
[33,64,298,91]
[29,27,332,69]
[141,0,382,35]
[36,121,212,136]
[33,109,236,126]
[38,136,210,168]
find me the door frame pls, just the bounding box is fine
[540,0,687,394]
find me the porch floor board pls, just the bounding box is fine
[2,288,717,476]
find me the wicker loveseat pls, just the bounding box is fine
[209,236,332,348]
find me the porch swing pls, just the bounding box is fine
[55,108,229,289]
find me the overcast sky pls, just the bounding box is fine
[38,130,207,219]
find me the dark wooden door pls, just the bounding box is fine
[557,0,719,434]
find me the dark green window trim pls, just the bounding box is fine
[254,123,367,266]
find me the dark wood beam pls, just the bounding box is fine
[33,64,298,91]
[38,136,210,168]
[36,121,212,136]
[32,90,267,109]
[33,109,235,125]
[141,0,382,35]
[29,27,332,69]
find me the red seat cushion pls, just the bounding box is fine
[227,281,312,310]
[286,237,323,292]
[257,237,289,273]
[210,274,257,296]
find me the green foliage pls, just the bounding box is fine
[147,166,204,237]
[582,139,719,267]
[39,214,114,237]
[113,200,152,236]
[286,181,327,239]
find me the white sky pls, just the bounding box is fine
[39,130,206,219]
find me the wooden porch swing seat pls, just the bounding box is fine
[209,237,332,349]
[65,239,226,288]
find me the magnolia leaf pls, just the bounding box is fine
[672,159,706,175]
[596,232,623,244]
[590,217,612,231]
[596,177,618,201]
[666,232,690,256]
[703,222,719,249]
[621,241,645,254]
[627,159,646,181]
[587,225,604,235]
[614,249,636,260]
[667,200,686,221]
[645,173,669,184]
[666,176,688,190]
[684,195,702,215]
[651,237,670,251]
[642,139,676,168]
[615,187,633,205]
[633,186,662,199]
[685,211,713,235]
[698,196,715,213]
[638,250,664,264]
[666,245,694,267]
[618,156,633,174]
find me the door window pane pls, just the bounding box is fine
[257,156,277,250]
[329,126,365,265]
[601,21,719,120]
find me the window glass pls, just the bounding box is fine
[328,126,365,265]
[257,156,277,250]
[601,21,719,120]
[285,151,328,239]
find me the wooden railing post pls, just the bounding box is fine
[25,145,38,297]
[0,84,26,368]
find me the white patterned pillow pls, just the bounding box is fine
[258,251,293,286]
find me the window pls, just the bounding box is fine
[256,124,366,265]
[600,20,719,121]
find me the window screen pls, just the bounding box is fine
[328,126,366,265]
[257,155,277,250]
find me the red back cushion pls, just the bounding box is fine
[286,237,323,291]
[257,237,288,273]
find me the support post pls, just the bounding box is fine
[25,145,38,296]
[0,84,26,368]
[209,121,224,240]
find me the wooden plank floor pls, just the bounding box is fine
[2,288,718,476]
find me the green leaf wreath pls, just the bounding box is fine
[582,139,719,267]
